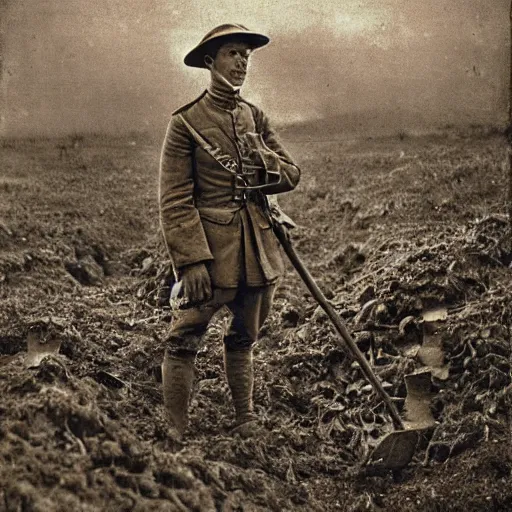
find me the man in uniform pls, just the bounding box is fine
[159,23,300,438]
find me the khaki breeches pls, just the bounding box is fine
[165,284,276,355]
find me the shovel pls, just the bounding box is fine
[271,215,427,470]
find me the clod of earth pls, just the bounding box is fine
[65,255,105,285]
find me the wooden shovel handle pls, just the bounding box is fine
[274,223,405,430]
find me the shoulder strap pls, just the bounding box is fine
[178,113,215,154]
[172,90,208,116]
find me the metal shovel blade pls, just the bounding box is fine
[366,370,436,470]
[366,429,420,470]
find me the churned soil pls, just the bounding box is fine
[0,127,511,511]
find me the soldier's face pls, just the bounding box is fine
[212,42,252,87]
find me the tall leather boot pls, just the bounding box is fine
[161,351,196,438]
[224,346,259,436]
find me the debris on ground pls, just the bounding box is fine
[1,131,511,510]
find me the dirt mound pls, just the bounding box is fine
[1,132,511,511]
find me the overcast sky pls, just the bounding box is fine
[0,0,509,137]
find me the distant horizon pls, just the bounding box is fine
[0,111,506,143]
[1,0,509,138]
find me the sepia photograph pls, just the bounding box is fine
[0,1,511,510]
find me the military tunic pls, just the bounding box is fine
[159,88,300,289]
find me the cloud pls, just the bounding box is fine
[0,0,509,137]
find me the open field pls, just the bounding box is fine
[0,128,511,511]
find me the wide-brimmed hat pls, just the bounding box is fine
[184,24,270,69]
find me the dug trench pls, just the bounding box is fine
[0,129,511,511]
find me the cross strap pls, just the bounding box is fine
[177,114,239,175]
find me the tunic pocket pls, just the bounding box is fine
[199,207,238,225]
[199,207,242,287]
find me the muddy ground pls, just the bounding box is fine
[1,127,511,511]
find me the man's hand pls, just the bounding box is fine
[239,134,282,190]
[180,262,212,305]
[243,147,280,174]
[241,133,281,174]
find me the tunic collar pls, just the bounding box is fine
[207,72,240,111]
